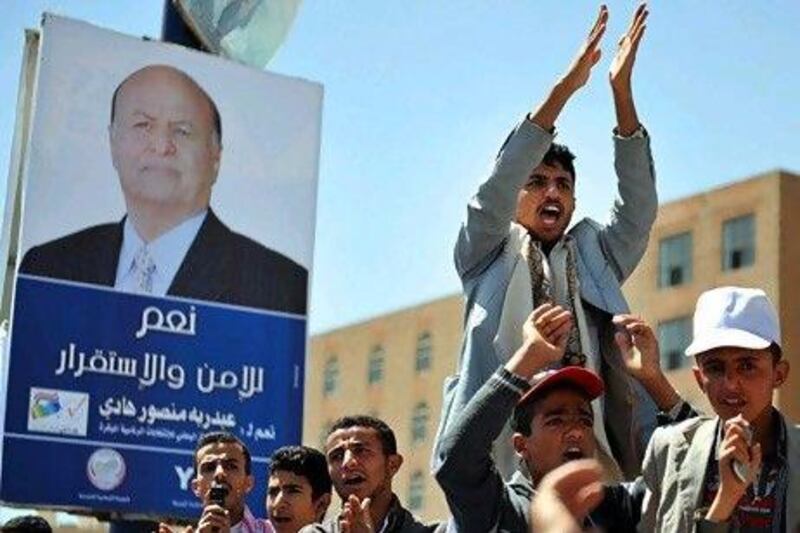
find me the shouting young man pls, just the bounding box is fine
[434,3,658,481]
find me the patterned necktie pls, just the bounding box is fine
[133,246,156,294]
[525,239,586,366]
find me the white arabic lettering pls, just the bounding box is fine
[135,305,197,339]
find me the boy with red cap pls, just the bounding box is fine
[434,303,691,532]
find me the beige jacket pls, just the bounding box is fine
[639,414,800,532]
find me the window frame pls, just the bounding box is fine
[722,214,755,271]
[658,231,693,288]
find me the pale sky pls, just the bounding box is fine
[2,1,799,334]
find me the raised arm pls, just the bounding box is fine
[598,3,657,282]
[434,306,570,531]
[614,314,700,424]
[529,5,608,131]
[455,6,609,279]
[609,3,647,135]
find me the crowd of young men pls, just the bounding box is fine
[166,279,797,532]
[139,2,799,532]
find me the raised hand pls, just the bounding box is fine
[706,415,762,522]
[339,495,374,533]
[195,504,230,533]
[612,314,684,412]
[609,3,648,90]
[530,459,605,533]
[507,303,572,379]
[612,314,660,382]
[561,5,609,93]
[529,5,608,131]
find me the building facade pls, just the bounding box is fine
[305,169,800,522]
[305,296,463,523]
[623,169,800,418]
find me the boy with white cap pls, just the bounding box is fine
[639,286,800,532]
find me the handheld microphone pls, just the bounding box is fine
[207,483,229,533]
[208,482,229,506]
[731,422,753,483]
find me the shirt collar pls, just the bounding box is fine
[231,505,275,533]
[117,210,207,292]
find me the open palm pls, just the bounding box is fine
[609,3,648,88]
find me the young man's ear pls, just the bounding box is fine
[692,365,707,393]
[512,433,529,460]
[773,359,790,388]
[243,473,255,495]
[191,478,201,498]
[387,453,404,476]
[314,493,332,521]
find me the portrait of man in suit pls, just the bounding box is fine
[19,64,307,315]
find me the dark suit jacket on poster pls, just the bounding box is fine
[19,210,307,315]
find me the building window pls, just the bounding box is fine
[659,232,692,288]
[658,317,692,370]
[323,356,339,397]
[722,214,755,271]
[415,332,432,373]
[411,402,429,444]
[408,470,425,512]
[367,345,385,385]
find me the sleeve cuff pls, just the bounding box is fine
[694,511,732,533]
[656,400,697,427]
[496,367,531,397]
[613,124,647,139]
[524,114,557,137]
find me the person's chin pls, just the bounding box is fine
[531,228,564,245]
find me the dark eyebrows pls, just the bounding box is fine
[326,444,344,458]
[541,404,593,418]
[269,481,303,490]
[700,352,766,368]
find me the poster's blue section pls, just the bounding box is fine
[1,276,306,518]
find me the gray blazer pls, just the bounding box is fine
[432,118,659,480]
[639,415,800,532]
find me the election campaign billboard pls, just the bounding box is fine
[0,14,322,519]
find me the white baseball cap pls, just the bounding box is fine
[685,286,781,357]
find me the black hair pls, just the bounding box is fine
[327,415,397,456]
[110,64,222,143]
[194,431,251,475]
[511,383,593,437]
[540,143,576,183]
[269,445,332,500]
[2,516,52,532]
[769,342,782,362]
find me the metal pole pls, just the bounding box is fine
[160,0,208,50]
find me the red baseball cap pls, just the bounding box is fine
[518,366,605,408]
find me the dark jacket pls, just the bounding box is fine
[434,367,654,533]
[20,209,307,314]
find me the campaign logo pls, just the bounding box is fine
[27,388,89,436]
[87,448,126,491]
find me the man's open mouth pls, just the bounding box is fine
[343,474,367,486]
[562,447,585,461]
[539,204,562,227]
[721,396,746,409]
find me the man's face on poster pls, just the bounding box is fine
[109,66,221,218]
